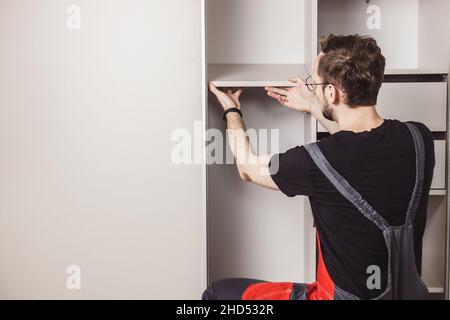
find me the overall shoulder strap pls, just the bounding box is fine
[404,123,426,226]
[304,143,390,231]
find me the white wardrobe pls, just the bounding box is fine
[205,0,450,299]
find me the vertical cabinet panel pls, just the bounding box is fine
[0,0,204,299]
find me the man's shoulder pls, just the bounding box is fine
[319,119,433,141]
[403,121,435,166]
[311,119,434,157]
[404,121,434,141]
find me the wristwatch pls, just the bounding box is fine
[223,108,243,121]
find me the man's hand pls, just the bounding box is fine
[265,77,340,134]
[265,76,316,113]
[209,82,242,111]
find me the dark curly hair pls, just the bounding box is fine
[318,34,386,106]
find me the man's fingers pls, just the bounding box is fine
[288,76,305,86]
[284,100,294,108]
[266,90,281,100]
[265,86,288,96]
[277,95,284,104]
[209,81,221,95]
[267,90,287,104]
[278,95,290,107]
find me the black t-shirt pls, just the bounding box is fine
[269,119,435,299]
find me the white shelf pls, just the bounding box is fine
[208,63,309,87]
[430,190,447,196]
[385,69,448,75]
[208,65,448,88]
[428,287,445,294]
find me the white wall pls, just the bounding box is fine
[0,0,204,299]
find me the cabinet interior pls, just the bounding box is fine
[205,0,449,298]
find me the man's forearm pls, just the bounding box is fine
[223,110,278,189]
[225,112,256,169]
[208,83,277,188]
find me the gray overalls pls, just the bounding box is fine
[303,122,429,300]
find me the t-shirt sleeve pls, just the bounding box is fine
[268,145,314,197]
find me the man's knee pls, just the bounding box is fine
[201,278,224,300]
[201,277,266,300]
[201,285,213,300]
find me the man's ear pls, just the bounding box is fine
[327,84,339,105]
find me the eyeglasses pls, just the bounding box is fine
[305,75,346,93]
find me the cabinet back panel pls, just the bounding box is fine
[376,82,447,132]
[318,0,419,69]
[207,0,307,64]
[207,89,306,282]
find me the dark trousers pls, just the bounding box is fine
[201,278,266,300]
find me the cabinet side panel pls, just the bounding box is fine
[0,0,203,299]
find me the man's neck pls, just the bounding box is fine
[335,105,384,133]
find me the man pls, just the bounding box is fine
[203,34,435,300]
